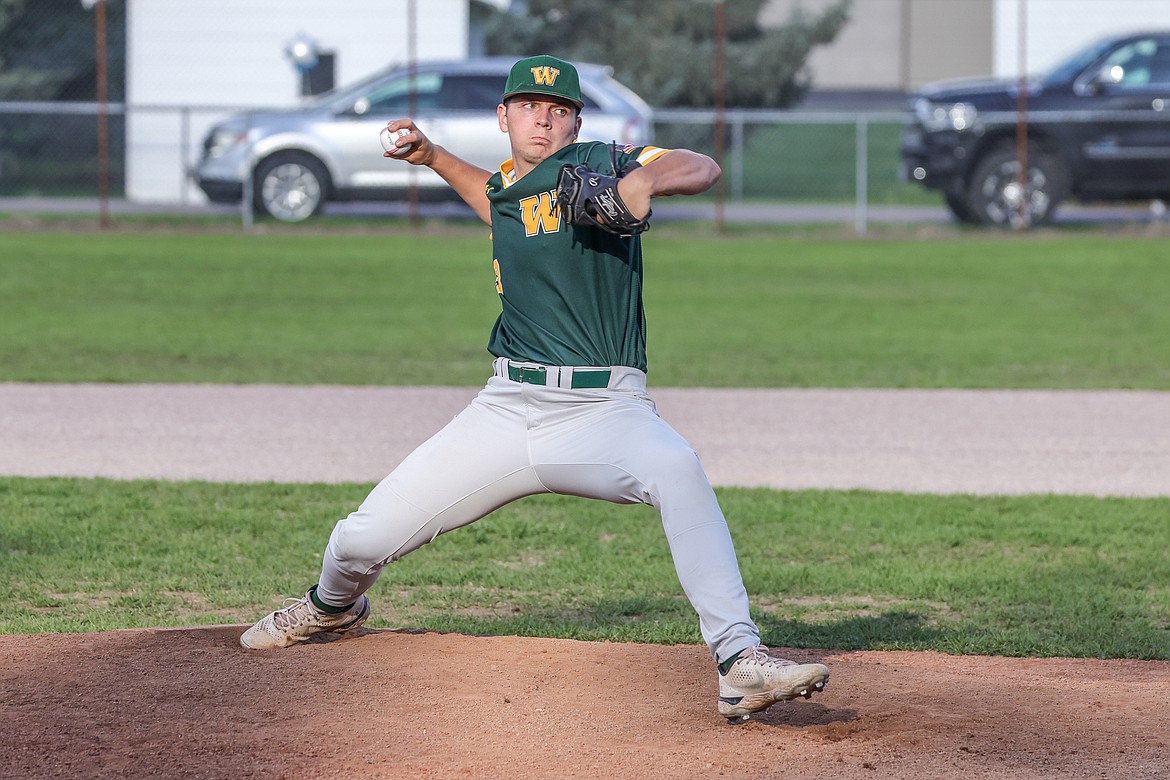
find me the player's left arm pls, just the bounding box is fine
[616,149,721,220]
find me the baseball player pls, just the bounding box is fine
[241,54,829,722]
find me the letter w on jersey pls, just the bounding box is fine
[519,191,561,237]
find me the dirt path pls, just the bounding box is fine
[3,383,1169,779]
[3,383,1168,495]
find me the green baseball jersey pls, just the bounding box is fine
[485,141,670,372]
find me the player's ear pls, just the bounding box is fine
[574,115,582,140]
[497,103,508,133]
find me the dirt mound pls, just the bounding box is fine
[3,627,1168,779]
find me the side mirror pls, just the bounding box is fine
[337,98,370,118]
[1089,64,1125,90]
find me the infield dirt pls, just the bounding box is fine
[3,626,1168,779]
[2,383,1169,779]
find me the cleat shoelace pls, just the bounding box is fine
[739,645,795,670]
[270,598,315,630]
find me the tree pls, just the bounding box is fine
[484,0,851,109]
[0,0,126,196]
[0,0,125,100]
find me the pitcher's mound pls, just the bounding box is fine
[2,627,1168,779]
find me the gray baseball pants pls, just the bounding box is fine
[316,358,761,664]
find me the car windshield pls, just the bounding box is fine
[1042,37,1121,85]
[307,65,406,111]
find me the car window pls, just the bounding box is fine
[1099,38,1164,87]
[437,75,505,110]
[343,67,613,115]
[357,72,444,114]
[1147,42,1170,86]
[1044,37,1117,85]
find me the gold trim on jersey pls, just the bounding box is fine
[635,146,670,167]
[499,158,518,187]
[496,144,672,188]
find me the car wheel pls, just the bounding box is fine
[944,193,979,224]
[253,152,330,222]
[966,145,1066,227]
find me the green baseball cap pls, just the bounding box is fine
[501,54,583,109]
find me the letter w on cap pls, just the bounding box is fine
[530,66,560,85]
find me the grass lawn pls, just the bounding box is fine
[2,229,1168,388]
[2,478,1167,659]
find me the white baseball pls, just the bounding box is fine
[379,127,413,157]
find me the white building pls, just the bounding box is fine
[765,0,1170,90]
[125,0,504,203]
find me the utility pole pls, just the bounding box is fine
[83,0,110,228]
[713,0,727,234]
[1014,0,1030,229]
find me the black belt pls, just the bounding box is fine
[506,364,612,389]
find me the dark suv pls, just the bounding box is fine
[901,31,1170,226]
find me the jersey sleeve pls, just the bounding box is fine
[610,143,671,172]
[574,141,672,174]
[631,145,671,168]
[485,169,505,195]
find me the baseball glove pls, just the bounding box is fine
[555,143,650,236]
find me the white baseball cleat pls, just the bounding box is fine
[240,590,371,649]
[717,645,829,721]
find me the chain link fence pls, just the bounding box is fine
[0,101,916,211]
[653,109,912,206]
[1,0,922,220]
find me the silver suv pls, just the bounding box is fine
[193,57,654,221]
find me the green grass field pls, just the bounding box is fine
[2,226,1167,658]
[2,229,1168,388]
[3,478,1167,658]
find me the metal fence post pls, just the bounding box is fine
[855,115,869,235]
[241,112,253,231]
[731,114,744,203]
[179,107,190,207]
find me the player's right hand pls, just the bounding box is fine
[383,120,435,166]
